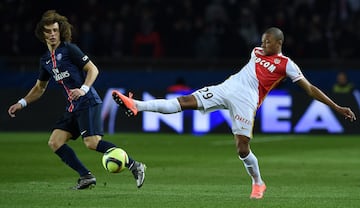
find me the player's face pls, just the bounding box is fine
[43,22,61,49]
[261,33,281,56]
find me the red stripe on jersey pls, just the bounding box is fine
[254,48,288,108]
[52,51,74,112]
[58,80,75,112]
[51,51,57,68]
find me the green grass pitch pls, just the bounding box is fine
[0,132,359,208]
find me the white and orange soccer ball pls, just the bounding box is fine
[102,147,128,173]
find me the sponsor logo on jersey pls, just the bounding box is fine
[52,68,60,75]
[46,59,51,64]
[234,114,252,125]
[254,57,277,73]
[52,67,70,81]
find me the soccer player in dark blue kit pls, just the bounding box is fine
[8,10,146,189]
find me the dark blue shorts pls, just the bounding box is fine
[53,103,104,140]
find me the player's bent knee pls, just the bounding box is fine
[178,95,198,110]
[235,135,250,158]
[48,138,64,151]
[83,135,101,150]
[48,129,72,151]
[237,149,250,158]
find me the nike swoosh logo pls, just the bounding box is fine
[80,130,87,135]
[46,60,51,64]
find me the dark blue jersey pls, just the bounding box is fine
[38,42,102,112]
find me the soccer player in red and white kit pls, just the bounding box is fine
[112,27,356,199]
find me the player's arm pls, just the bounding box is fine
[24,79,49,103]
[68,61,98,100]
[8,80,49,117]
[296,78,356,121]
[82,61,99,88]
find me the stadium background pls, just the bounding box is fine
[1,2,359,207]
[1,0,359,134]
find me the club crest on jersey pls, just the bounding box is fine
[274,58,281,64]
[56,53,62,61]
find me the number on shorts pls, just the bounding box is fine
[198,87,213,99]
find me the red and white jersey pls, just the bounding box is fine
[224,47,304,109]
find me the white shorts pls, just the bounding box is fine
[192,84,256,138]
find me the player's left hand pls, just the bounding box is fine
[69,88,85,100]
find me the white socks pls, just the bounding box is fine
[239,151,263,185]
[135,98,182,114]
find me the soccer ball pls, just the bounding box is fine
[102,147,128,173]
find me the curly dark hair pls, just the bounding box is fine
[35,10,73,43]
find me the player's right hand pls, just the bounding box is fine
[338,106,356,122]
[8,103,22,118]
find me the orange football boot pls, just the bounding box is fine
[250,183,266,199]
[112,90,138,117]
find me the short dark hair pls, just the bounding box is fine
[35,10,73,43]
[265,27,284,42]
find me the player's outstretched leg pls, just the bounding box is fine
[72,172,96,190]
[130,162,146,188]
[112,90,138,117]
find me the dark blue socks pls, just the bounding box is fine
[55,144,89,177]
[96,140,116,153]
[55,141,137,176]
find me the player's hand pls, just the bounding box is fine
[69,88,85,100]
[8,103,23,118]
[338,106,356,122]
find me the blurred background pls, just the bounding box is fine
[0,0,359,133]
[2,0,360,59]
